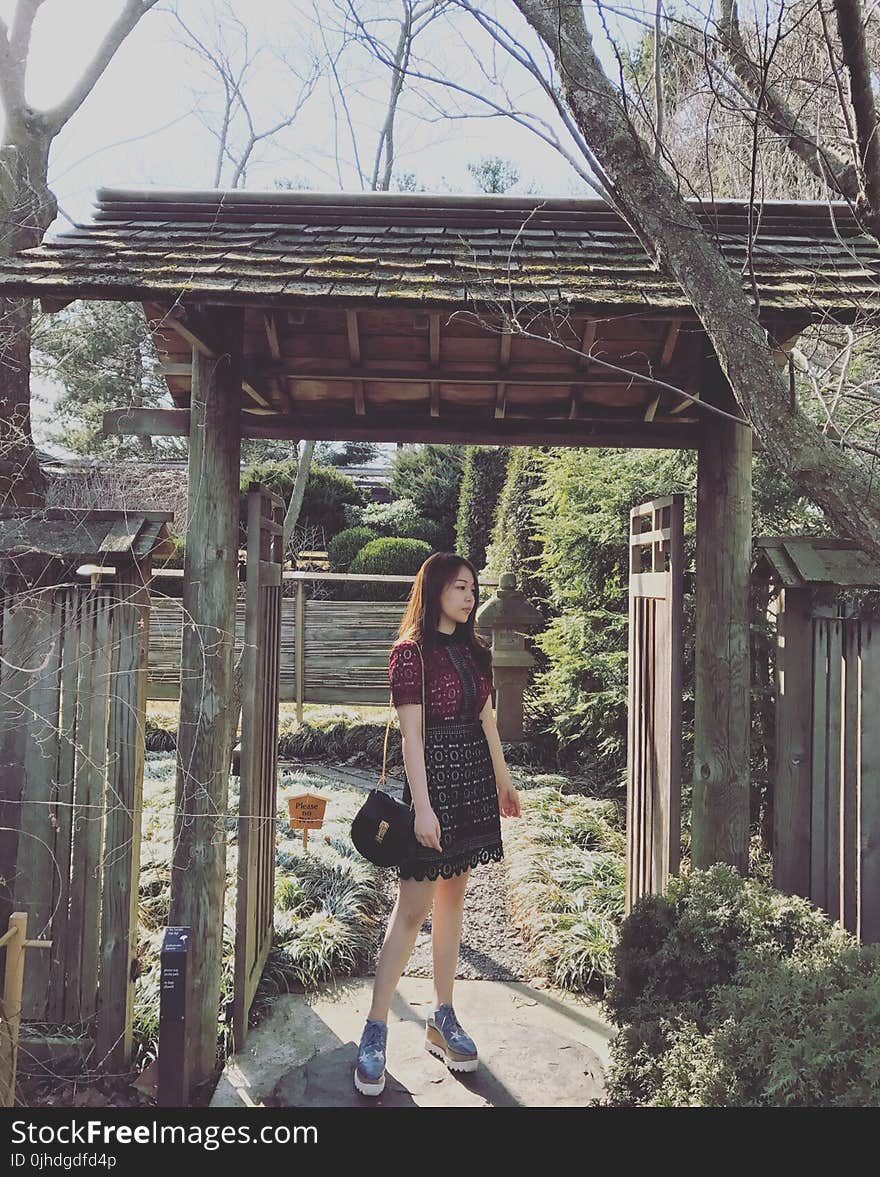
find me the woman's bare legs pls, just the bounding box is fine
[430,867,470,1008]
[367,876,436,1023]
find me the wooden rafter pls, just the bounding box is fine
[579,319,597,368]
[263,309,293,414]
[494,383,507,419]
[499,324,511,369]
[659,318,681,368]
[429,313,441,367]
[264,312,282,361]
[345,310,361,365]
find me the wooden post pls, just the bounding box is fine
[0,912,27,1107]
[97,557,150,1072]
[691,353,752,873]
[295,579,304,725]
[772,587,814,897]
[170,307,243,1088]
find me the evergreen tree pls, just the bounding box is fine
[455,445,510,572]
[33,301,182,459]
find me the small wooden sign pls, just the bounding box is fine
[288,792,328,849]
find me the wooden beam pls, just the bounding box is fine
[242,381,271,409]
[166,312,216,358]
[772,586,814,898]
[691,350,752,874]
[264,311,282,361]
[105,408,190,436]
[499,326,511,369]
[161,359,275,411]
[353,379,365,416]
[494,383,507,419]
[670,389,699,415]
[568,386,579,420]
[429,313,441,367]
[251,362,665,389]
[430,380,440,417]
[169,305,242,1089]
[659,318,681,368]
[345,310,361,365]
[579,319,597,368]
[39,295,74,314]
[103,405,699,448]
[643,393,661,422]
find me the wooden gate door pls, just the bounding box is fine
[234,485,284,1048]
[626,494,684,914]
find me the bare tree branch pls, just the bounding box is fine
[43,0,161,134]
[505,0,880,557]
[833,0,880,216]
[716,0,861,205]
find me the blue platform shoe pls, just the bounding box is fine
[425,1004,479,1073]
[354,1018,387,1096]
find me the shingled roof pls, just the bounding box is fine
[0,188,877,317]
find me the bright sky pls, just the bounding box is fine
[0,0,650,448]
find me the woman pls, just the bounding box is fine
[354,552,522,1097]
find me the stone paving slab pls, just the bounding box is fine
[211,976,615,1109]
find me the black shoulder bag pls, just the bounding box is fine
[350,642,425,867]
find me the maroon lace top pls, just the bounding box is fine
[389,628,495,723]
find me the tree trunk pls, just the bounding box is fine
[0,133,56,505]
[512,0,880,561]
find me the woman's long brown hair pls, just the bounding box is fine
[394,552,492,673]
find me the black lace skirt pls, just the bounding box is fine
[397,718,504,882]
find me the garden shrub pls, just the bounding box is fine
[240,460,366,543]
[603,863,880,1106]
[348,537,431,599]
[327,526,378,571]
[393,515,446,550]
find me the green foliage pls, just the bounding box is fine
[32,301,182,458]
[239,460,366,543]
[506,787,625,994]
[315,440,379,466]
[388,444,464,547]
[327,526,378,571]
[393,514,446,549]
[528,448,695,768]
[604,864,880,1106]
[467,156,520,193]
[455,445,510,573]
[348,537,432,600]
[484,446,550,603]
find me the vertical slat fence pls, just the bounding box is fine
[626,494,684,914]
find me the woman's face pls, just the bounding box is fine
[438,565,476,627]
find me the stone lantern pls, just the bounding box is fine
[476,571,544,741]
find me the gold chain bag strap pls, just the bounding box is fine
[350,641,425,866]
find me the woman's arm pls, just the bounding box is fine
[397,703,431,812]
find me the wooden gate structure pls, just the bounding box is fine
[233,486,284,1048]
[626,495,684,913]
[0,511,172,1073]
[755,538,880,943]
[1,188,874,1085]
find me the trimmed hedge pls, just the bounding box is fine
[327,526,378,571]
[348,537,432,599]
